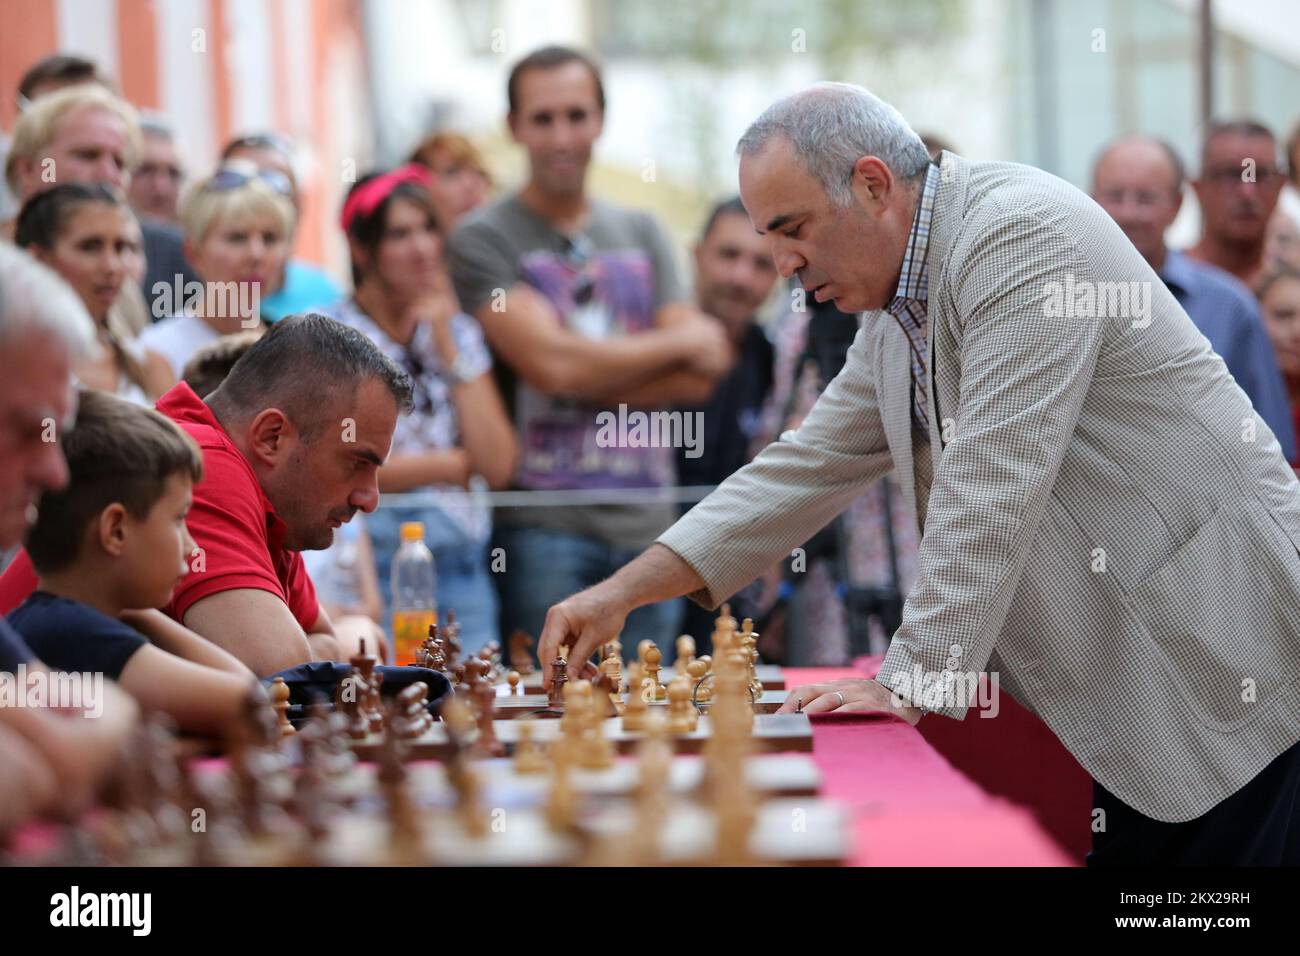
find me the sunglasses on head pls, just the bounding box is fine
[225,133,294,158]
[203,166,295,199]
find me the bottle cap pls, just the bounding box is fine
[400,521,425,542]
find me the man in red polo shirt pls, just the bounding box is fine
[0,314,411,676]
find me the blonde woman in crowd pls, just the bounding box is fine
[139,161,295,377]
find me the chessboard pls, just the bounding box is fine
[36,606,848,868]
[508,663,786,693]
[348,713,815,761]
[491,686,791,717]
[315,796,847,866]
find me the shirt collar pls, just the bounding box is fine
[888,163,940,312]
[154,382,291,549]
[1158,247,1195,297]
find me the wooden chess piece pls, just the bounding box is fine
[482,640,504,682]
[349,638,383,731]
[631,709,672,863]
[544,736,578,833]
[412,681,434,734]
[560,679,589,737]
[512,722,548,774]
[390,684,423,740]
[687,658,712,704]
[444,608,463,667]
[548,644,570,709]
[507,670,522,695]
[600,648,623,696]
[507,630,535,675]
[665,674,698,734]
[622,664,649,732]
[716,602,737,633]
[335,671,370,740]
[425,624,448,671]
[471,671,504,758]
[741,618,764,701]
[592,664,623,717]
[577,687,614,770]
[367,667,385,733]
[644,645,667,701]
[675,635,696,676]
[376,712,423,863]
[270,676,295,737]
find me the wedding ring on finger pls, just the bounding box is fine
[834,691,846,708]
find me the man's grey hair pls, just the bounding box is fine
[736,82,932,206]
[0,243,95,356]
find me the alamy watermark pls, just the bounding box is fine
[1042,273,1152,328]
[884,665,1001,717]
[0,663,104,717]
[150,274,262,328]
[594,404,705,459]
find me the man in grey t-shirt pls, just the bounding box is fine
[447,45,733,659]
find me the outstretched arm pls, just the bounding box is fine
[537,543,704,684]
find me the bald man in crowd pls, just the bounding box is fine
[1092,134,1295,459]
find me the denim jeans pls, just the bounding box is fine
[367,505,499,655]
[492,525,683,665]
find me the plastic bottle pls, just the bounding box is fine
[390,521,437,665]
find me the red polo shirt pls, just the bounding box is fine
[0,383,319,630]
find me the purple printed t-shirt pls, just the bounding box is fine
[447,194,686,549]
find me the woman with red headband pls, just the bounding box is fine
[322,165,516,653]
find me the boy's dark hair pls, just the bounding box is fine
[507,45,605,116]
[181,330,262,398]
[27,390,204,574]
[18,54,113,104]
[206,313,413,441]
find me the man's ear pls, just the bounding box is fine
[851,156,893,206]
[245,408,293,466]
[96,503,129,558]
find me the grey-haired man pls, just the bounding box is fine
[538,83,1300,865]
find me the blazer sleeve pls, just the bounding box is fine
[876,210,1108,719]
[657,317,894,608]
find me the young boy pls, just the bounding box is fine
[6,389,256,735]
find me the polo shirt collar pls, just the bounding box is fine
[154,382,292,549]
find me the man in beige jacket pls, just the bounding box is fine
[537,83,1300,864]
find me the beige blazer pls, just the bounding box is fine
[659,151,1300,823]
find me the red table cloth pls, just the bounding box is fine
[785,666,1077,866]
